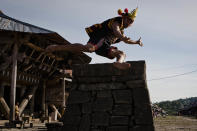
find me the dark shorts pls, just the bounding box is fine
[87,37,117,59]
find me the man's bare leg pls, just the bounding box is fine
[110,49,131,70]
[45,43,96,53]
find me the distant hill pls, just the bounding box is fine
[154,97,197,115]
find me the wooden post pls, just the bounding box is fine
[62,78,65,108]
[10,43,18,122]
[30,94,35,114]
[45,103,48,117]
[0,97,10,119]
[0,85,4,97]
[41,81,46,116]
[61,78,66,116]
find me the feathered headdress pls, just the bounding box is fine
[118,7,138,21]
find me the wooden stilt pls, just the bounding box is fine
[50,104,62,119]
[9,43,18,122]
[42,81,46,116]
[30,94,35,114]
[45,103,48,117]
[0,97,10,119]
[62,78,65,108]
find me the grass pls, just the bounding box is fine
[154,116,197,131]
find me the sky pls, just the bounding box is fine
[1,0,197,102]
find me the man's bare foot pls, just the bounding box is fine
[113,62,131,70]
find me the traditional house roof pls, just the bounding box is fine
[0,11,91,65]
[0,11,91,85]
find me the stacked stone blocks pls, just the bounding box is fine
[62,61,155,131]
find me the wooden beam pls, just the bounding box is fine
[0,85,9,119]
[10,43,18,121]
[0,97,10,119]
[24,42,64,61]
[30,94,35,114]
[19,86,38,116]
[62,78,65,108]
[49,104,62,119]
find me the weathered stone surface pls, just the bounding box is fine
[61,125,78,131]
[132,87,151,105]
[67,91,90,104]
[72,63,125,77]
[112,104,132,116]
[134,104,153,125]
[73,74,145,83]
[71,83,78,89]
[91,128,105,131]
[107,126,128,131]
[112,75,145,82]
[63,115,81,125]
[62,61,154,131]
[48,127,62,131]
[79,115,91,131]
[129,116,135,127]
[78,83,126,91]
[46,122,63,131]
[126,80,146,88]
[73,61,145,77]
[131,125,155,131]
[111,116,129,125]
[82,103,92,114]
[112,90,132,104]
[93,97,113,111]
[92,112,109,126]
[97,90,112,98]
[64,104,81,115]
[73,76,112,83]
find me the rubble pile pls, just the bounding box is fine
[152,104,168,118]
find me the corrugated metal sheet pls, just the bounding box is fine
[0,12,53,33]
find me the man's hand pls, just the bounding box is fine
[121,36,143,47]
[136,37,143,47]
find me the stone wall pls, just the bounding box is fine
[61,61,155,131]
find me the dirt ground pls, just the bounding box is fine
[0,116,197,131]
[0,119,47,131]
[154,116,197,131]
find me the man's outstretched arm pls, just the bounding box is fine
[112,22,143,47]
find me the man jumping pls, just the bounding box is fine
[46,8,143,69]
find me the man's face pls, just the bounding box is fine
[123,17,134,28]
